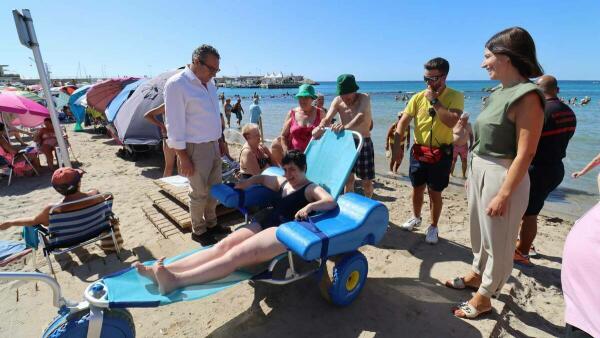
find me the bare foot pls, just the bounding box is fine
[133,262,157,284]
[153,257,179,295]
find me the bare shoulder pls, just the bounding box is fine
[306,183,331,201]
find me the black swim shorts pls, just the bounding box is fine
[525,163,564,216]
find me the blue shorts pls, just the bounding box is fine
[409,145,452,192]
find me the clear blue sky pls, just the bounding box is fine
[1,0,599,81]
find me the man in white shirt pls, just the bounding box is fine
[164,44,224,238]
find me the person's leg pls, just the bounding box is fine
[450,156,457,177]
[186,142,214,235]
[389,158,395,172]
[426,154,451,227]
[354,137,374,197]
[396,153,404,171]
[467,156,485,286]
[136,222,262,279]
[412,184,426,218]
[345,174,356,193]
[362,180,373,198]
[11,131,26,146]
[516,215,537,255]
[428,188,443,227]
[41,145,55,170]
[153,227,286,294]
[478,160,529,298]
[225,113,231,128]
[204,142,223,228]
[26,153,42,172]
[163,140,176,177]
[270,137,284,167]
[461,155,468,179]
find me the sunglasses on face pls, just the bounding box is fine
[423,75,444,83]
[199,60,220,73]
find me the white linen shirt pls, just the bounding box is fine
[164,66,222,150]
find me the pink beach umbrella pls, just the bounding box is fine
[27,84,43,91]
[86,77,139,114]
[0,92,49,128]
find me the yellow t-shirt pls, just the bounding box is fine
[404,87,464,147]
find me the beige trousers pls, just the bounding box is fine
[186,141,222,234]
[468,154,530,297]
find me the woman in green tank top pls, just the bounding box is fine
[444,27,545,319]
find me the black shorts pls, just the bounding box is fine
[525,163,564,216]
[353,137,375,180]
[409,144,452,192]
[253,207,289,229]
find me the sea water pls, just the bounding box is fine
[218,80,599,217]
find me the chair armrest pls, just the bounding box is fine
[33,224,49,236]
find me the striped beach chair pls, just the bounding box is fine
[36,193,121,276]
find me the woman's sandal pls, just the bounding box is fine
[452,301,492,319]
[444,277,479,291]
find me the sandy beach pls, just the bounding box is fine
[0,127,573,337]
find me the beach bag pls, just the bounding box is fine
[412,144,442,164]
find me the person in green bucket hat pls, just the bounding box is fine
[270,84,324,166]
[314,74,375,198]
[295,83,317,99]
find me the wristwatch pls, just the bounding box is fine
[429,98,439,106]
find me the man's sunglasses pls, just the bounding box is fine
[423,75,444,83]
[199,60,220,73]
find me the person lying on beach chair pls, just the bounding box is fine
[0,167,123,251]
[134,150,337,295]
[0,122,41,176]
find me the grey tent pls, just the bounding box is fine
[114,68,184,150]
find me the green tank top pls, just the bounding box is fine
[473,82,544,159]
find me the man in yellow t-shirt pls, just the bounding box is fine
[395,57,464,244]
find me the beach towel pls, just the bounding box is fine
[0,240,26,260]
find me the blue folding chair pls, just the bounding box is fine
[36,193,121,277]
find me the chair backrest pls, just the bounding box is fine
[304,129,362,200]
[47,193,114,249]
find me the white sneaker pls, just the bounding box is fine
[400,217,421,231]
[425,225,439,244]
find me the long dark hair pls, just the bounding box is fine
[485,27,543,78]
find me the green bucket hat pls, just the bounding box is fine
[295,84,317,99]
[336,74,359,95]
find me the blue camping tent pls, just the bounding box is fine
[105,79,146,123]
[114,68,183,146]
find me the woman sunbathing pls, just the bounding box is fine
[135,150,336,295]
[34,118,59,170]
[238,123,274,178]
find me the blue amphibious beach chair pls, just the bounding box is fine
[0,129,389,338]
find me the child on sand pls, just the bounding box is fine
[385,112,410,174]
